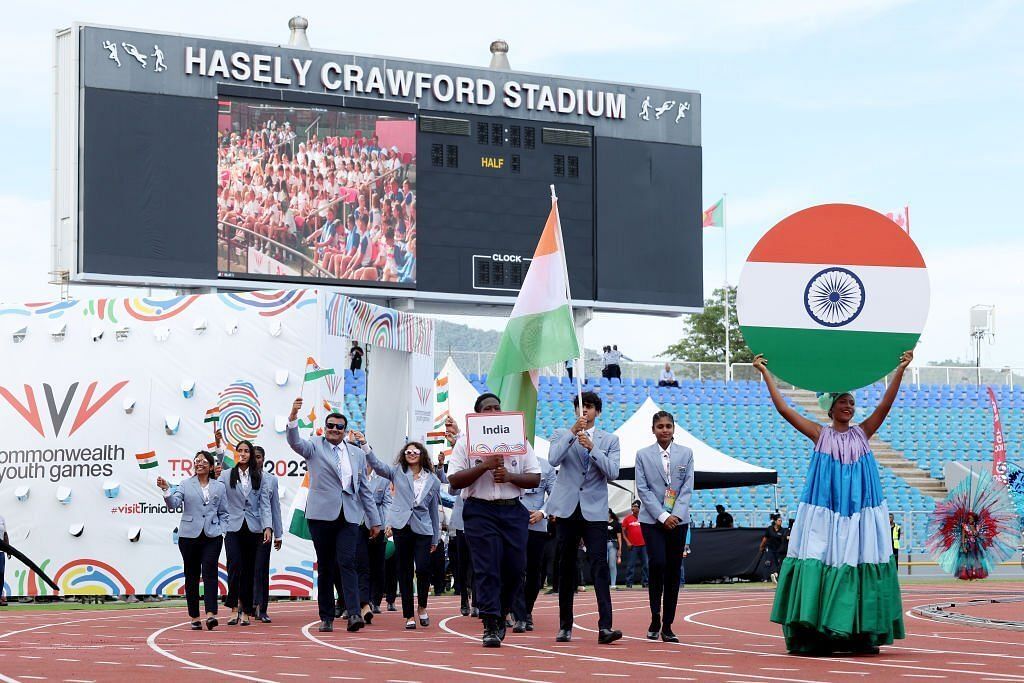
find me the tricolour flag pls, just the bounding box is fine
[435,376,449,404]
[304,356,335,382]
[426,430,447,445]
[488,197,580,443]
[135,451,159,470]
[203,406,220,423]
[737,205,928,391]
[287,472,312,540]
[703,198,724,228]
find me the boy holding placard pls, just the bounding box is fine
[447,393,541,648]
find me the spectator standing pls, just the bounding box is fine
[606,345,623,380]
[0,513,9,607]
[621,501,649,588]
[715,504,734,529]
[760,515,786,583]
[565,359,574,382]
[890,513,901,568]
[350,341,365,373]
[606,509,623,590]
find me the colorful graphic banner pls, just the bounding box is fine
[988,386,1008,485]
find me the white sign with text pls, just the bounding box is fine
[465,411,527,457]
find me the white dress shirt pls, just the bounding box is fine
[657,447,673,524]
[238,468,252,497]
[413,471,427,503]
[447,435,541,500]
[332,443,353,491]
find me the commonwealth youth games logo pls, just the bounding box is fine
[0,381,129,438]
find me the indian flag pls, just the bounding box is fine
[435,375,449,403]
[304,357,335,382]
[203,406,220,423]
[488,195,580,443]
[738,204,928,392]
[287,472,312,540]
[135,451,159,470]
[426,430,447,445]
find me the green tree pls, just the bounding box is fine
[661,286,753,364]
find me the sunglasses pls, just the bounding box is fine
[325,422,346,430]
[403,449,421,456]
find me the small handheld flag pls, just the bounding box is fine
[304,357,335,382]
[135,451,159,470]
[204,406,220,423]
[426,430,447,446]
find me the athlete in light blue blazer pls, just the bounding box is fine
[252,446,284,622]
[634,410,695,642]
[157,450,229,630]
[217,439,273,626]
[514,456,555,630]
[547,391,622,644]
[365,441,441,628]
[286,398,381,632]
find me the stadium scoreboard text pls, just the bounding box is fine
[53,24,703,313]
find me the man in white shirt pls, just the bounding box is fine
[447,393,541,648]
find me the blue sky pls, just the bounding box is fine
[1,0,1021,366]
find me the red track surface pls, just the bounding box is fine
[2,583,1023,682]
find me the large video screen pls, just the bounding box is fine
[216,97,417,287]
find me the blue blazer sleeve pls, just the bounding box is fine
[548,429,575,467]
[428,481,440,546]
[357,463,381,528]
[364,446,396,480]
[164,486,183,509]
[286,424,315,460]
[671,449,696,521]
[270,477,284,538]
[258,480,273,531]
[215,482,231,531]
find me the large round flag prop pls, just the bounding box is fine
[737,204,929,392]
[218,380,263,446]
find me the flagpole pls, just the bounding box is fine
[722,194,731,381]
[550,184,584,412]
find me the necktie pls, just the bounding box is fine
[579,431,591,475]
[334,445,352,493]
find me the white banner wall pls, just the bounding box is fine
[0,291,324,597]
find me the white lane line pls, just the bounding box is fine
[146,622,277,682]
[301,620,549,683]
[0,675,20,683]
[438,614,829,683]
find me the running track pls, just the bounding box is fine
[1,583,1023,682]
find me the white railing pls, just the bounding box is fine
[435,351,1024,390]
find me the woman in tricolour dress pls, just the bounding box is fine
[754,350,912,655]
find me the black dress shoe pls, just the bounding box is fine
[371,605,381,615]
[419,613,430,627]
[647,616,662,640]
[482,616,501,648]
[227,615,240,626]
[497,623,507,642]
[318,620,334,632]
[513,620,527,633]
[191,621,203,630]
[505,615,514,628]
[335,605,344,619]
[361,607,373,625]
[555,628,572,642]
[598,628,623,645]
[661,629,679,643]
[346,615,365,632]
[525,614,534,631]
[387,602,397,612]
[460,605,470,617]
[206,616,218,630]
[258,614,272,623]
[471,607,480,618]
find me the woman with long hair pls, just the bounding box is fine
[756,351,912,655]
[218,438,272,626]
[156,451,229,630]
[364,440,440,629]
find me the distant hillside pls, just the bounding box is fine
[435,320,503,355]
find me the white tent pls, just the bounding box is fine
[432,357,552,455]
[609,398,777,515]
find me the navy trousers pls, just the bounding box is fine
[463,499,529,619]
[308,510,361,622]
[514,529,550,620]
[641,522,687,627]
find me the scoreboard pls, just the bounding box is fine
[53,24,703,313]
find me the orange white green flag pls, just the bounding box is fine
[488,195,580,443]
